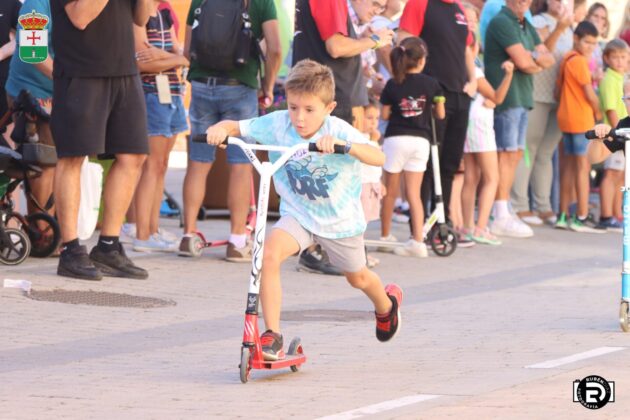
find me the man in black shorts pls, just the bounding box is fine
[51,0,151,281]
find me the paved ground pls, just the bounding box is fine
[2,169,630,419]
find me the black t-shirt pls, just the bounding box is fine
[604,117,630,154]
[380,73,443,139]
[51,0,138,78]
[292,0,368,111]
[399,0,471,93]
[0,0,21,80]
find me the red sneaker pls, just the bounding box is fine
[376,284,403,342]
[260,330,285,361]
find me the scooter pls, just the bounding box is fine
[192,135,347,382]
[365,115,458,257]
[586,127,630,332]
[177,178,257,258]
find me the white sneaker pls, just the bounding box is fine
[392,213,410,224]
[490,216,534,238]
[377,234,398,253]
[519,214,543,226]
[393,239,428,258]
[156,227,178,244]
[133,234,178,252]
[120,223,136,244]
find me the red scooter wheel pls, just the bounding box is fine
[288,337,303,372]
[239,346,252,383]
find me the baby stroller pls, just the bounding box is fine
[0,90,60,265]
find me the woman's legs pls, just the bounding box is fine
[380,170,401,238]
[475,151,500,230]
[462,153,480,230]
[135,135,176,240]
[403,170,424,242]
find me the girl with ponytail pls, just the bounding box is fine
[379,36,445,258]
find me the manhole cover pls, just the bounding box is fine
[282,309,372,322]
[27,289,176,308]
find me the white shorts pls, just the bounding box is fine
[382,135,430,173]
[604,150,625,171]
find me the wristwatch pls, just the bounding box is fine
[344,140,353,154]
[370,33,381,50]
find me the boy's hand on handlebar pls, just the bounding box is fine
[316,135,344,154]
[205,126,228,148]
[594,123,612,139]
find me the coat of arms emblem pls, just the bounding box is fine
[18,10,49,64]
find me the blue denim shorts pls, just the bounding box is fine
[145,93,188,137]
[494,107,529,152]
[188,80,258,164]
[562,132,589,156]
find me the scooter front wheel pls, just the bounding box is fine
[428,225,458,257]
[239,346,252,383]
[288,337,303,372]
[620,301,629,332]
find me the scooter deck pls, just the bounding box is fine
[251,354,306,370]
[364,239,404,248]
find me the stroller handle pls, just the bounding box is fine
[191,134,346,154]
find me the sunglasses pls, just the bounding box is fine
[622,96,630,102]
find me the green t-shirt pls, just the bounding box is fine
[599,68,628,125]
[186,0,277,88]
[484,6,541,112]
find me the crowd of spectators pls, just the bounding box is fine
[2,0,630,280]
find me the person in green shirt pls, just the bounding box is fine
[181,0,282,261]
[597,39,629,231]
[483,0,554,239]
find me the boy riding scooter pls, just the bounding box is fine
[201,60,403,361]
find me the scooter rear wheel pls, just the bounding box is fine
[620,301,629,333]
[288,337,303,372]
[239,346,252,383]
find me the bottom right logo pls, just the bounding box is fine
[573,375,615,409]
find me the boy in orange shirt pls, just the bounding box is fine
[556,21,603,233]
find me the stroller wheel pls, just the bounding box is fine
[25,213,61,258]
[0,228,31,265]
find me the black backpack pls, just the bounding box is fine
[190,0,255,72]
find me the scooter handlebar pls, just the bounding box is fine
[192,134,346,154]
[307,142,346,154]
[585,128,630,140]
[191,134,228,145]
[585,129,612,140]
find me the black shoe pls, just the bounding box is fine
[260,330,285,361]
[297,245,343,276]
[89,244,148,279]
[57,245,103,281]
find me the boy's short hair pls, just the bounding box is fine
[604,39,629,57]
[285,59,335,105]
[574,21,598,39]
[364,98,380,111]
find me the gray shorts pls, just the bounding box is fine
[273,216,366,273]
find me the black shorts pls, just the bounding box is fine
[51,75,148,158]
